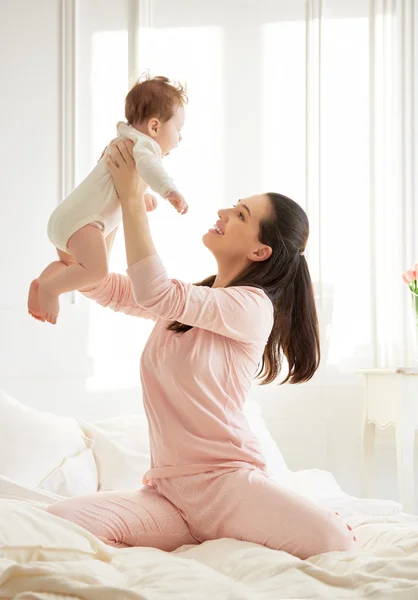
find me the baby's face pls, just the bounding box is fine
[156,104,185,156]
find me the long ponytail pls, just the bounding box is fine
[257,255,320,384]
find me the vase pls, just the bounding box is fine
[411,289,418,367]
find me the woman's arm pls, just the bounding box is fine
[80,272,157,320]
[106,141,186,267]
[127,255,273,343]
[106,142,273,344]
[79,226,156,320]
[106,141,157,267]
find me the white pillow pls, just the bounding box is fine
[0,390,98,496]
[274,469,402,516]
[40,446,98,497]
[76,414,150,491]
[244,399,289,475]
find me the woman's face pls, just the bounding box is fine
[202,194,273,267]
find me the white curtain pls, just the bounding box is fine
[369,0,417,367]
[303,0,417,371]
[79,0,418,388]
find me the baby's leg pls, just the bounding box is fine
[37,224,108,324]
[28,251,76,322]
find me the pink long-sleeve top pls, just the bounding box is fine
[83,254,274,485]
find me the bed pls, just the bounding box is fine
[1,494,417,599]
[0,389,417,599]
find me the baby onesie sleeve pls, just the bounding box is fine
[133,136,179,198]
[81,273,157,320]
[126,255,274,344]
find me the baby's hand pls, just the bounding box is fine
[144,193,158,212]
[166,191,188,215]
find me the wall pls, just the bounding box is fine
[0,0,137,415]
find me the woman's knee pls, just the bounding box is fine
[45,499,81,522]
[45,500,68,518]
[46,496,118,546]
[45,496,100,530]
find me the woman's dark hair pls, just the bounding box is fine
[168,193,320,384]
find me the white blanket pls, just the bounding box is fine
[0,497,418,599]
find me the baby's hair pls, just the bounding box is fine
[125,74,188,126]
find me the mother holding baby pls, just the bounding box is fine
[46,80,354,559]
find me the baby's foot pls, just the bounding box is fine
[144,193,158,212]
[28,279,45,322]
[38,281,60,325]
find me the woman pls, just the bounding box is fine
[47,140,355,559]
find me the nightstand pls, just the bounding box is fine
[360,368,418,514]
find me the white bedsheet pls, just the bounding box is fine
[0,495,417,599]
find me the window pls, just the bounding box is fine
[75,0,417,389]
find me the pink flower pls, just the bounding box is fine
[402,270,416,283]
[402,262,418,284]
[402,272,410,284]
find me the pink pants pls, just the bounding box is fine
[46,467,354,559]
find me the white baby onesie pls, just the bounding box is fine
[47,122,178,253]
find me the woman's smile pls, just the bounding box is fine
[208,220,224,235]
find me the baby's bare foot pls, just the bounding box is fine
[28,279,45,322]
[38,282,60,325]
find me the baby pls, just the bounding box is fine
[28,75,188,324]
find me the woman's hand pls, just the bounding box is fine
[107,140,156,266]
[106,140,147,205]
